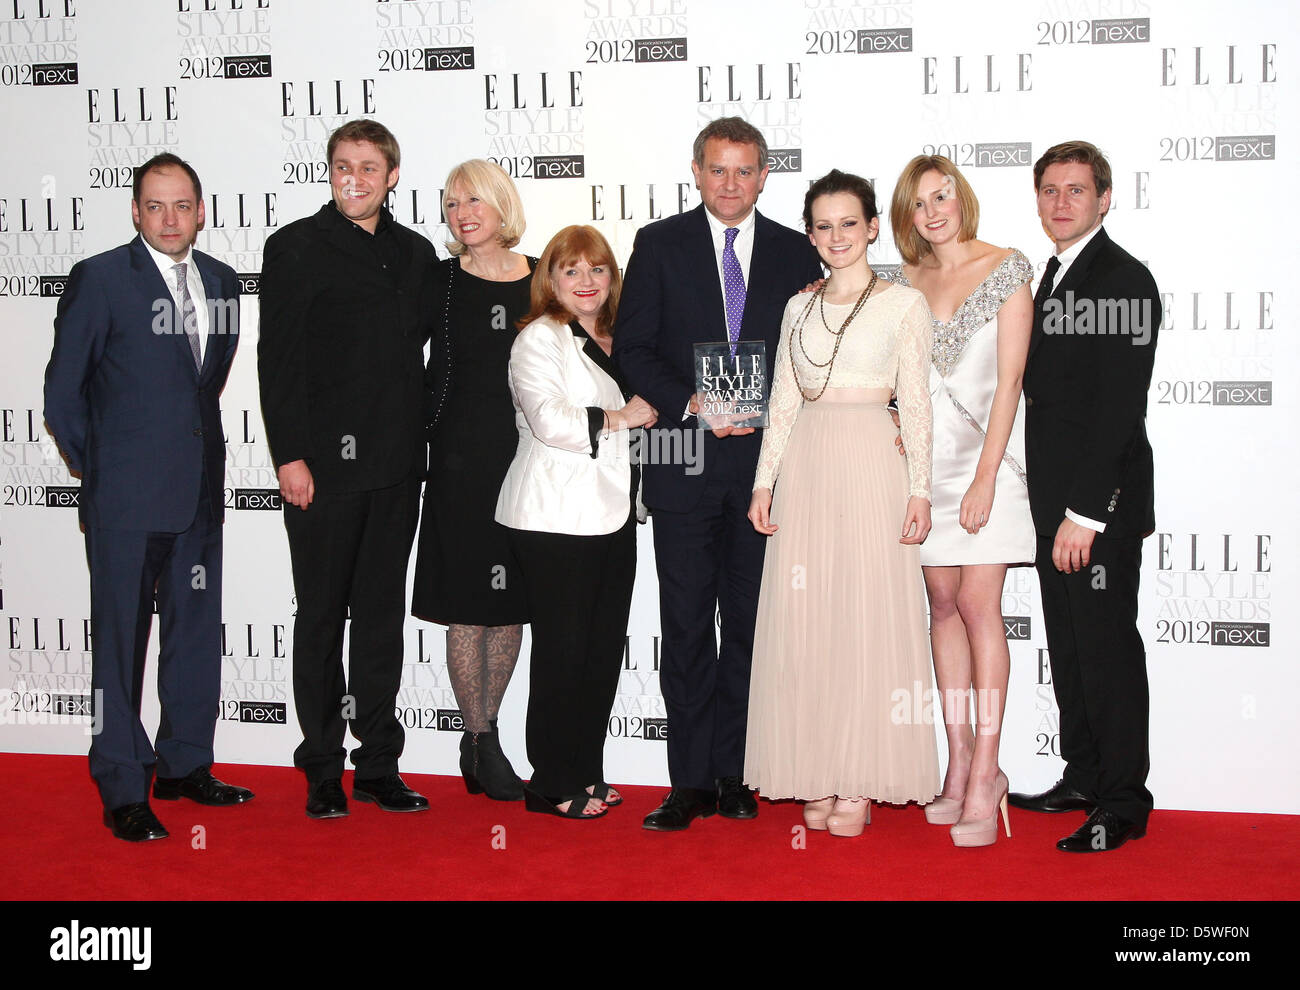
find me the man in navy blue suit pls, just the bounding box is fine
[615,117,822,830]
[44,153,252,842]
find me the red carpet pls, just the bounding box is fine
[3,753,1297,901]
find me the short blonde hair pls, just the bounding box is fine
[889,155,980,266]
[442,159,526,255]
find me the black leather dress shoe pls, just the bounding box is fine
[1056,807,1146,853]
[353,774,429,812]
[716,776,758,819]
[642,787,717,832]
[1008,777,1093,813]
[104,802,169,842]
[306,778,349,819]
[154,766,254,806]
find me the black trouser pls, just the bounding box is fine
[284,477,420,783]
[650,478,765,790]
[1035,534,1153,826]
[510,514,636,797]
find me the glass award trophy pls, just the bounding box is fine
[693,340,768,430]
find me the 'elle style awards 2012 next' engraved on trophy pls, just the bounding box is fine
[694,340,768,430]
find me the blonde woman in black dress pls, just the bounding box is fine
[412,159,535,801]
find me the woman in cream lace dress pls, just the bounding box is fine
[744,170,938,836]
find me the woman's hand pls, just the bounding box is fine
[748,487,777,535]
[798,277,826,295]
[959,475,996,534]
[615,395,658,430]
[899,495,931,545]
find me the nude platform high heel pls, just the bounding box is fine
[826,797,871,837]
[924,795,963,825]
[949,772,1011,848]
[803,796,835,830]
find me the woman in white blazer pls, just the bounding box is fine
[496,225,658,819]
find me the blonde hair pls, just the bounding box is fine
[443,159,526,255]
[889,155,980,265]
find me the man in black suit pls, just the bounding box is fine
[258,119,436,819]
[44,153,252,842]
[615,117,823,830]
[1011,141,1160,852]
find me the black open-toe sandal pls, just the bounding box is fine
[524,787,608,819]
[588,782,623,806]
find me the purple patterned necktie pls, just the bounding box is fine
[722,226,746,356]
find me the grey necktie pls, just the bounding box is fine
[172,262,203,371]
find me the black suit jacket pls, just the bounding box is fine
[1024,227,1160,539]
[44,235,239,531]
[614,204,823,512]
[258,203,437,493]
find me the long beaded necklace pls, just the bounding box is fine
[790,272,878,402]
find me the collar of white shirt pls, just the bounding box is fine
[141,238,195,283]
[1050,222,1104,292]
[140,238,209,352]
[703,206,756,259]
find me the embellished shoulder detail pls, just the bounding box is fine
[876,264,911,288]
[932,249,1032,377]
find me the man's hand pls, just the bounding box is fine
[691,391,756,437]
[278,459,315,509]
[748,487,777,535]
[1052,516,1096,573]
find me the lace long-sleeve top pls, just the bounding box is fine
[753,283,934,499]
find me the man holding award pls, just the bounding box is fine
[614,116,822,831]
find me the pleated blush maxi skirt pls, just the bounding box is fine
[744,389,940,804]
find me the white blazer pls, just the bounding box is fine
[495,316,635,536]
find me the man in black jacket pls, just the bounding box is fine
[1012,140,1161,852]
[258,119,436,818]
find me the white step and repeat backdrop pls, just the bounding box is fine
[1,0,1294,813]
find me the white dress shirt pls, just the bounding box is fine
[142,239,209,361]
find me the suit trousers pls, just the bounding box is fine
[1035,533,1153,825]
[509,514,635,796]
[284,476,420,783]
[85,477,221,810]
[651,477,765,790]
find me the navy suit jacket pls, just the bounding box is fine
[43,235,240,532]
[614,205,822,512]
[1024,227,1160,539]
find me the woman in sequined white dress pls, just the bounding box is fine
[743,170,939,836]
[883,156,1034,847]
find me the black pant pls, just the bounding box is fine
[283,477,420,783]
[510,515,636,796]
[650,478,765,790]
[1035,534,1153,826]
